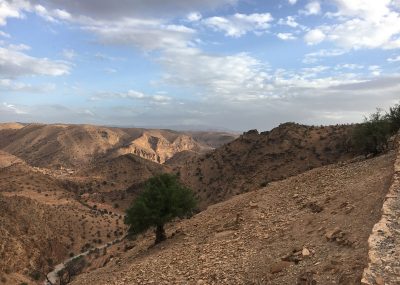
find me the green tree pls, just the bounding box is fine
[387,103,400,134]
[125,173,196,244]
[352,110,391,155]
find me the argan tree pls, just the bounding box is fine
[125,173,196,244]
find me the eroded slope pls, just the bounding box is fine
[71,152,393,285]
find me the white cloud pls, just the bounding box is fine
[187,12,202,22]
[93,89,172,104]
[278,16,299,28]
[160,47,270,101]
[288,0,297,5]
[303,49,346,64]
[388,55,400,62]
[334,63,364,70]
[326,14,400,49]
[0,0,72,27]
[304,29,325,45]
[0,45,70,77]
[62,49,76,59]
[202,13,273,38]
[2,102,26,114]
[332,0,391,21]
[0,0,26,26]
[8,43,30,51]
[0,78,55,92]
[301,1,321,16]
[306,1,400,49]
[85,19,195,51]
[104,68,117,74]
[0,30,10,38]
[27,0,237,20]
[277,32,296,40]
[369,65,382,76]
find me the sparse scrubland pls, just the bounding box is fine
[0,103,399,284]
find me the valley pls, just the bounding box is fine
[0,122,397,285]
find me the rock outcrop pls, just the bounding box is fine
[362,135,400,285]
[115,132,200,164]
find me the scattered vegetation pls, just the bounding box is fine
[125,173,196,244]
[352,103,400,155]
[57,256,86,285]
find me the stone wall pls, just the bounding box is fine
[362,137,400,284]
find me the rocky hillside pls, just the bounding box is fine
[0,160,126,284]
[113,131,201,164]
[66,154,169,211]
[0,123,236,168]
[70,151,394,285]
[177,123,355,208]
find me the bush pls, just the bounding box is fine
[125,173,196,244]
[30,271,41,281]
[387,103,400,134]
[58,256,86,285]
[352,110,391,155]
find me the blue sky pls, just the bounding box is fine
[0,0,400,131]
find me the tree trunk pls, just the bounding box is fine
[155,224,166,244]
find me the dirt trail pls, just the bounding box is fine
[44,236,126,285]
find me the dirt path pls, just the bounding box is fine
[44,236,126,285]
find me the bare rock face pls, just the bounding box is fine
[0,124,234,168]
[362,134,400,285]
[115,132,200,163]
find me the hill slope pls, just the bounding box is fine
[177,123,355,208]
[70,151,394,285]
[0,160,125,284]
[0,124,236,168]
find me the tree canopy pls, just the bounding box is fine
[125,173,196,244]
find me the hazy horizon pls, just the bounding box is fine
[1,0,400,130]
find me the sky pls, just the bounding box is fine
[0,0,399,131]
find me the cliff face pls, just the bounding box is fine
[115,132,201,163]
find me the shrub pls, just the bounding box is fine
[125,173,196,244]
[387,103,400,134]
[58,256,86,285]
[352,110,391,155]
[30,271,41,281]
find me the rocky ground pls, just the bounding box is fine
[362,141,400,285]
[177,123,355,208]
[0,123,235,168]
[71,152,394,285]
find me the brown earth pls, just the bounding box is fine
[70,152,394,285]
[0,123,236,168]
[1,121,393,285]
[177,123,355,208]
[0,122,24,130]
[0,158,125,284]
